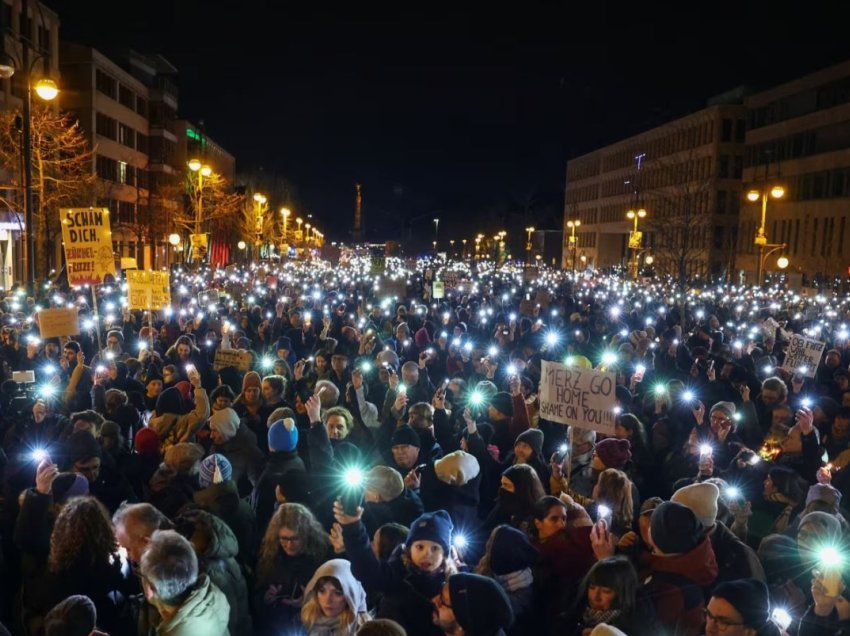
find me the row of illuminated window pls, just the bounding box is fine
[95,69,148,117]
[95,155,149,189]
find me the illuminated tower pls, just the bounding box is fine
[352,183,363,242]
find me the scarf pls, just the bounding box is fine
[582,606,622,628]
[495,567,533,592]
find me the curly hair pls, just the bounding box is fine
[596,469,633,535]
[256,503,330,586]
[48,496,116,574]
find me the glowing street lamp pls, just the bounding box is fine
[281,207,291,241]
[626,208,647,279]
[188,159,213,235]
[34,78,58,101]
[747,185,785,286]
[566,219,581,274]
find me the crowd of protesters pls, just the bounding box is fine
[0,256,845,635]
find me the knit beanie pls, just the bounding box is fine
[106,329,124,344]
[198,453,232,488]
[44,594,97,636]
[672,482,720,528]
[155,386,184,416]
[650,501,704,555]
[414,327,431,348]
[391,424,421,448]
[806,483,842,510]
[709,401,737,419]
[275,336,293,352]
[145,366,164,385]
[595,438,631,469]
[448,573,514,636]
[590,625,628,636]
[365,465,404,501]
[209,407,240,442]
[268,417,298,452]
[489,525,539,575]
[52,472,89,504]
[711,579,770,628]
[490,392,514,416]
[66,430,102,467]
[134,427,160,455]
[163,443,205,475]
[267,406,296,427]
[407,510,453,554]
[515,428,544,457]
[242,371,262,392]
[434,450,480,486]
[276,469,311,505]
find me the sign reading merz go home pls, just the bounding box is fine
[60,208,116,286]
[539,360,617,435]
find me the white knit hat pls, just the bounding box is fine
[672,481,720,528]
[434,450,480,486]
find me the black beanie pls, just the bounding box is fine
[391,424,421,448]
[650,501,704,555]
[711,578,770,628]
[65,430,102,467]
[44,594,97,636]
[490,392,514,416]
[155,386,184,416]
[449,573,514,636]
[489,525,539,575]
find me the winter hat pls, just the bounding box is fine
[672,482,720,528]
[275,336,293,352]
[594,438,631,469]
[711,579,770,629]
[406,510,453,554]
[209,407,240,442]
[434,450,480,486]
[414,327,431,348]
[134,427,160,455]
[44,594,97,636]
[650,501,704,555]
[66,430,102,466]
[448,573,514,636]
[100,420,122,444]
[155,386,184,416]
[163,443,205,475]
[106,329,124,344]
[515,428,544,457]
[489,525,539,575]
[709,401,737,419]
[275,469,311,505]
[198,454,232,488]
[242,371,262,392]
[268,417,298,452]
[490,392,514,416]
[145,366,164,385]
[174,381,193,405]
[267,406,296,427]
[52,473,89,504]
[365,465,404,501]
[590,625,628,636]
[806,483,842,510]
[391,424,421,448]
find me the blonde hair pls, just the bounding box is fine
[257,503,330,586]
[596,469,633,532]
[300,576,357,632]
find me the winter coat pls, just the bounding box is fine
[416,464,481,532]
[361,488,425,537]
[194,479,257,567]
[148,465,197,519]
[644,537,719,636]
[152,574,230,636]
[176,509,252,636]
[708,520,766,588]
[251,450,307,532]
[149,387,210,452]
[533,527,596,621]
[212,423,265,497]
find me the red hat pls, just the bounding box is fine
[174,381,193,404]
[134,427,160,455]
[595,438,631,469]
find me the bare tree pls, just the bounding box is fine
[173,169,244,236]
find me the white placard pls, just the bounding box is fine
[539,360,617,435]
[782,334,825,378]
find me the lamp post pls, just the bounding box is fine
[747,185,785,287]
[626,208,647,279]
[433,218,439,252]
[187,159,212,236]
[280,207,291,243]
[525,226,535,264]
[474,235,481,259]
[566,220,581,274]
[252,193,266,260]
[167,233,180,267]
[305,223,311,244]
[296,217,303,243]
[462,238,467,259]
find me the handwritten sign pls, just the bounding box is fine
[782,334,825,378]
[214,349,253,372]
[126,271,171,310]
[539,360,617,435]
[60,208,116,285]
[37,307,80,338]
[432,281,445,299]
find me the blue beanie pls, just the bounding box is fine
[198,453,232,488]
[407,510,453,555]
[489,525,539,575]
[268,418,298,452]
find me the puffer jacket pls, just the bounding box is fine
[175,509,252,636]
[149,388,210,451]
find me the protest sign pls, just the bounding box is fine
[126,271,171,310]
[60,208,116,285]
[782,334,825,378]
[539,360,617,435]
[432,281,445,299]
[37,307,79,338]
[214,349,253,372]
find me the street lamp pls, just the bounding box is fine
[252,193,267,260]
[462,238,467,259]
[566,220,581,274]
[296,217,303,243]
[305,223,312,244]
[281,207,291,242]
[188,159,213,235]
[449,239,455,256]
[525,226,535,264]
[747,185,785,287]
[433,218,440,251]
[626,208,647,279]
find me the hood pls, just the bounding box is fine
[162,574,229,634]
[193,479,240,515]
[649,536,718,587]
[178,509,239,560]
[303,558,367,615]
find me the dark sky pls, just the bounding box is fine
[46,0,850,245]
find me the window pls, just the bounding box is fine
[732,156,743,179]
[95,70,116,98]
[118,123,135,148]
[721,119,733,142]
[96,156,117,181]
[716,190,727,214]
[1,4,12,32]
[118,161,127,184]
[136,97,148,117]
[735,119,746,142]
[136,133,148,155]
[37,25,50,55]
[718,156,730,179]
[95,112,117,140]
[118,84,135,110]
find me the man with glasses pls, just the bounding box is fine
[704,578,781,636]
[432,573,513,636]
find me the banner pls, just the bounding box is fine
[782,334,825,377]
[60,208,116,285]
[214,349,253,372]
[37,307,79,338]
[539,360,617,434]
[432,281,445,299]
[190,233,208,263]
[126,270,171,310]
[628,230,643,249]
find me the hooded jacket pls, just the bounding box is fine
[194,479,257,567]
[155,574,230,636]
[150,387,210,452]
[302,559,370,636]
[212,422,266,497]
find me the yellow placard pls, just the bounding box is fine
[126,270,171,310]
[37,307,80,338]
[60,208,116,285]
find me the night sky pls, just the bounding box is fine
[46,0,850,247]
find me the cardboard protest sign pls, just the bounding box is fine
[126,271,171,310]
[782,334,825,378]
[37,307,79,338]
[432,281,445,299]
[214,349,253,372]
[60,208,116,285]
[539,360,617,435]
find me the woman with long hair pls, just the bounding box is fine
[300,559,371,636]
[591,468,635,539]
[254,503,333,636]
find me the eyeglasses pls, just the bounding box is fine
[278,535,301,544]
[709,415,731,425]
[703,608,743,631]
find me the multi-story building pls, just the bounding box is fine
[737,60,850,286]
[175,119,235,183]
[563,95,747,282]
